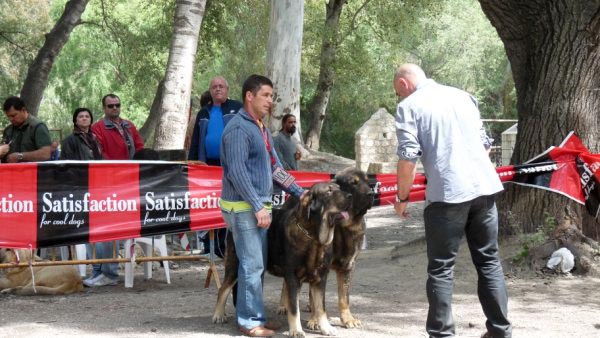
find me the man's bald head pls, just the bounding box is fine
[209,76,230,105]
[394,63,427,98]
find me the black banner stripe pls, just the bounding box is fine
[37,162,90,247]
[139,163,191,237]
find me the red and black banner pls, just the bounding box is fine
[1,132,599,249]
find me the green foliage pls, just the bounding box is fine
[194,0,270,102]
[41,0,174,136]
[0,0,515,158]
[302,0,513,157]
[0,0,53,126]
[0,0,52,94]
[514,212,557,261]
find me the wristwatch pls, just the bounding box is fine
[395,194,409,203]
[16,152,24,162]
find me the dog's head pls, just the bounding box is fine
[333,168,374,220]
[298,182,351,245]
[0,248,35,264]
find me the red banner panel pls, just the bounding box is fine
[0,163,37,249]
[187,164,225,231]
[88,162,141,243]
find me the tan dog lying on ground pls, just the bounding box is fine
[0,248,83,295]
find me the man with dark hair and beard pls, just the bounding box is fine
[273,113,301,170]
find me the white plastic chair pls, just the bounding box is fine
[72,244,87,277]
[43,245,86,278]
[123,235,171,288]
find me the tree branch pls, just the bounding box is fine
[338,0,373,45]
[0,32,32,54]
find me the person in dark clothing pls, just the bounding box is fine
[1,96,52,163]
[199,90,212,108]
[273,113,301,170]
[60,108,103,161]
[188,76,242,258]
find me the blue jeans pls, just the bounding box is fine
[88,241,119,280]
[221,209,268,330]
[424,195,511,338]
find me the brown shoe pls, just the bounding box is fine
[263,321,281,331]
[239,326,275,337]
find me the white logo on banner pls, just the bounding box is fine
[0,194,34,213]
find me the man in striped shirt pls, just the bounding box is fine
[219,74,304,337]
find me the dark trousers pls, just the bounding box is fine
[423,195,511,338]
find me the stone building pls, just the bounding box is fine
[355,108,398,174]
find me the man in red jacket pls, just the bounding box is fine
[85,93,144,287]
[92,94,144,160]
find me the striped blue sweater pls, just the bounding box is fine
[220,108,303,212]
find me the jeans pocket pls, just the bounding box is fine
[233,211,258,233]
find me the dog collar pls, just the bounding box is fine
[296,222,314,240]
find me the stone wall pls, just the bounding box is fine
[355,108,398,174]
[501,123,518,166]
[298,149,355,173]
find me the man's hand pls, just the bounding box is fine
[255,207,272,228]
[295,150,301,161]
[393,201,409,219]
[0,144,8,158]
[5,152,19,163]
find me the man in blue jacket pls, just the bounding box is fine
[220,74,304,337]
[188,76,242,163]
[188,76,242,257]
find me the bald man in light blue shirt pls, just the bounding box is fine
[393,64,511,338]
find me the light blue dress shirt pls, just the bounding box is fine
[395,79,503,204]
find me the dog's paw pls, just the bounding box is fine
[211,312,228,324]
[319,321,338,336]
[277,305,287,315]
[341,314,362,328]
[288,328,305,338]
[306,319,319,331]
[0,288,14,294]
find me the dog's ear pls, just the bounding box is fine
[300,189,312,209]
[299,189,313,217]
[309,194,324,220]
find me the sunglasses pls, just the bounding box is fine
[106,103,121,109]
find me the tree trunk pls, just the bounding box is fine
[139,79,165,145]
[265,0,304,140]
[479,1,600,237]
[153,0,206,150]
[304,0,345,151]
[19,0,89,116]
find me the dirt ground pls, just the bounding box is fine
[1,203,600,338]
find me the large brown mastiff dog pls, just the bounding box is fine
[329,168,374,328]
[277,168,375,331]
[0,248,83,295]
[212,182,351,337]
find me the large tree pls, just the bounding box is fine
[265,0,304,136]
[20,0,89,116]
[304,0,346,151]
[479,1,600,236]
[153,0,206,150]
